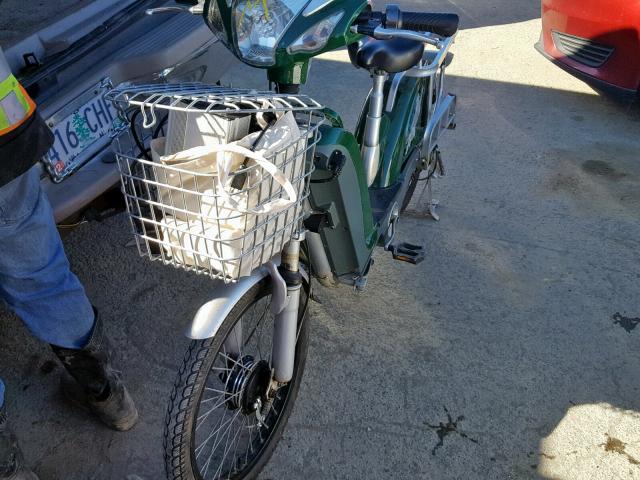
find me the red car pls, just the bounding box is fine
[536,0,640,98]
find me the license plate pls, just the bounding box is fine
[43,79,124,183]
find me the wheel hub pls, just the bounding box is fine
[225,355,271,415]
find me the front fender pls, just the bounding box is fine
[185,264,309,340]
[185,268,270,340]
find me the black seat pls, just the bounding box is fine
[348,37,425,73]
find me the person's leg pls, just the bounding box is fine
[0,167,94,348]
[0,167,137,432]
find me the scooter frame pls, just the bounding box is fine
[185,33,457,385]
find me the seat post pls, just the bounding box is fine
[362,71,387,186]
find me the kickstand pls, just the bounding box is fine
[417,177,440,221]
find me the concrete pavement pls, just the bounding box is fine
[0,0,93,47]
[1,1,639,479]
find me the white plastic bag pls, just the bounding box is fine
[149,111,305,278]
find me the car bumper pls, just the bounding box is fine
[540,0,640,92]
[41,147,120,223]
[7,6,234,222]
[535,39,637,100]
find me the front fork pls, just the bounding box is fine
[223,237,303,386]
[271,237,303,384]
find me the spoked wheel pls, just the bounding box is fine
[164,277,310,480]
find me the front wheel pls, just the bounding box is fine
[164,277,310,480]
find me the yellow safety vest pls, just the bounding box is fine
[0,48,36,136]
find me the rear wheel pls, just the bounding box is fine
[164,278,310,480]
[401,168,421,213]
[402,146,442,214]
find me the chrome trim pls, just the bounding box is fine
[146,5,203,15]
[146,7,187,15]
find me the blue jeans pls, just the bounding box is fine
[0,167,94,409]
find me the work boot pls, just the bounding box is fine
[0,407,39,480]
[50,311,138,432]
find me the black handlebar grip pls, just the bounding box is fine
[397,12,460,37]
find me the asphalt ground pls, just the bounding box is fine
[0,0,94,47]
[1,1,640,479]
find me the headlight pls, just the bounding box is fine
[287,11,344,54]
[234,0,308,66]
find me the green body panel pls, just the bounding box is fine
[278,0,367,60]
[202,0,440,283]
[267,60,311,85]
[308,125,376,279]
[322,107,344,128]
[308,71,430,279]
[355,75,428,188]
[204,0,368,84]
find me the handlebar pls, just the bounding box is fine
[354,5,459,38]
[393,12,459,37]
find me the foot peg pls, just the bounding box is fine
[388,242,425,265]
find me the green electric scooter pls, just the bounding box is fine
[120,1,459,478]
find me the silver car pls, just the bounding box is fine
[1,0,233,224]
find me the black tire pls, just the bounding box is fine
[164,277,310,480]
[402,76,435,214]
[401,169,421,213]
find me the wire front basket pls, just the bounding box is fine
[108,83,324,283]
